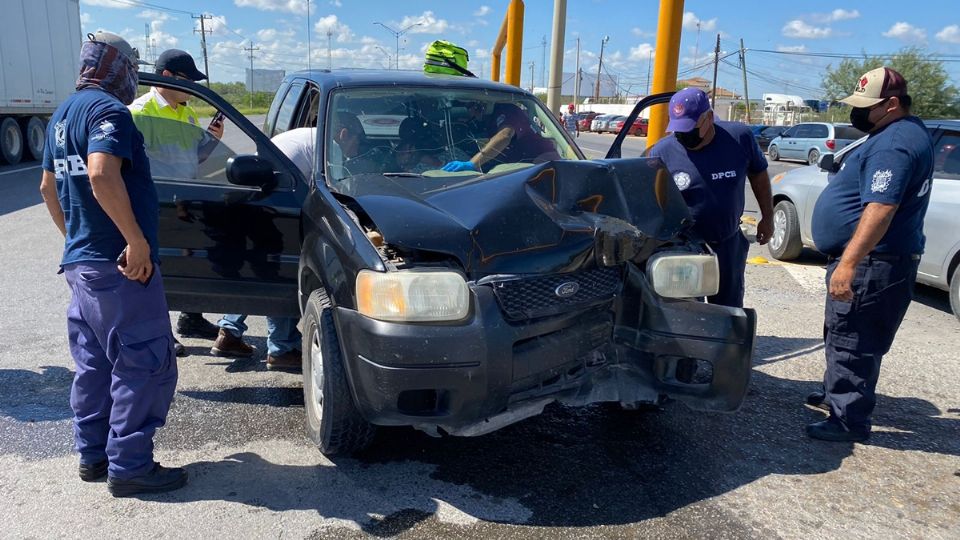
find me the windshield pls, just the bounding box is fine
[324,86,579,195]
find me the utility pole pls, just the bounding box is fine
[244,42,259,109]
[529,61,535,92]
[374,21,423,70]
[595,35,609,101]
[326,30,333,69]
[306,0,311,71]
[573,36,580,109]
[646,49,652,95]
[144,23,151,64]
[710,33,720,108]
[375,45,391,69]
[694,21,701,65]
[739,38,750,123]
[193,13,213,87]
[540,35,547,88]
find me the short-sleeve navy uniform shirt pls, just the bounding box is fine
[812,116,933,256]
[649,121,768,243]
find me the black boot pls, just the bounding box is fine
[806,390,828,411]
[176,312,220,339]
[806,417,870,442]
[79,460,108,482]
[107,463,188,497]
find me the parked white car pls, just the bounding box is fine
[768,119,960,321]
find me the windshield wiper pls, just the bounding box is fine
[382,172,425,178]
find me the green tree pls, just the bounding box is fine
[822,47,960,118]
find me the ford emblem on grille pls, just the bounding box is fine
[555,281,580,298]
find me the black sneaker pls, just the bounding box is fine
[173,338,188,357]
[79,460,108,482]
[176,312,220,339]
[806,417,870,442]
[806,390,829,411]
[107,463,188,497]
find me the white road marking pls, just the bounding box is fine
[782,263,826,293]
[0,164,40,177]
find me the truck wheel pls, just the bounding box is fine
[24,117,46,162]
[1,117,23,165]
[302,288,375,455]
[950,264,960,324]
[768,200,803,261]
[768,145,780,161]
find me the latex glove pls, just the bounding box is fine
[441,160,476,172]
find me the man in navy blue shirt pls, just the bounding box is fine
[807,67,933,442]
[648,88,774,308]
[38,31,187,496]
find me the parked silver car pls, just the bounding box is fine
[590,114,617,133]
[767,122,865,165]
[768,119,960,321]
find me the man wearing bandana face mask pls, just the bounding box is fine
[806,67,933,442]
[38,32,187,496]
[647,88,774,308]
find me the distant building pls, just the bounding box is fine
[560,72,618,99]
[677,77,741,100]
[246,68,286,93]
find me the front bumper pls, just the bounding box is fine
[334,264,756,436]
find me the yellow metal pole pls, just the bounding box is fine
[647,0,684,147]
[504,0,524,86]
[491,12,508,82]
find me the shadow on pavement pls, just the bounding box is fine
[0,167,43,217]
[0,366,74,421]
[911,283,953,317]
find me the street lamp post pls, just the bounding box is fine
[374,21,423,70]
[375,45,392,70]
[595,35,609,102]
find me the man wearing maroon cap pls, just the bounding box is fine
[807,67,934,442]
[647,87,774,308]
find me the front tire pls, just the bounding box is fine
[768,145,780,161]
[302,288,375,455]
[1,117,23,165]
[768,200,803,261]
[950,264,960,324]
[808,148,820,166]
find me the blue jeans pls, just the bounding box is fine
[218,314,301,356]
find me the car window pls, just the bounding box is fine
[782,126,798,137]
[794,124,814,138]
[324,86,577,193]
[835,126,866,140]
[264,80,290,136]
[810,124,829,138]
[272,82,305,137]
[934,130,960,180]
[132,83,258,186]
[760,126,781,137]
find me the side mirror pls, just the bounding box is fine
[226,155,276,189]
[818,153,837,173]
[780,132,790,138]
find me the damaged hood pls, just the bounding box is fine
[347,159,692,277]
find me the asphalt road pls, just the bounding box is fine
[1,140,958,539]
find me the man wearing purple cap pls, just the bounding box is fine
[806,67,933,442]
[647,87,774,308]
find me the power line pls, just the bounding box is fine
[750,48,960,63]
[104,0,192,16]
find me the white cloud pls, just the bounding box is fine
[682,12,717,32]
[812,9,860,23]
[80,0,132,8]
[936,24,960,44]
[257,28,295,41]
[882,22,927,43]
[474,48,490,60]
[631,27,654,38]
[330,0,342,6]
[137,9,172,22]
[233,0,307,15]
[776,44,807,53]
[200,14,232,37]
[473,6,490,17]
[398,11,449,34]
[80,12,92,26]
[315,14,353,42]
[360,36,379,45]
[782,20,832,39]
[629,43,654,61]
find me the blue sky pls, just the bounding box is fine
[79,0,960,100]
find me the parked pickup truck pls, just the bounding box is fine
[138,70,756,455]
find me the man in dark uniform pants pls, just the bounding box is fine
[807,67,933,442]
[38,32,187,495]
[647,88,774,308]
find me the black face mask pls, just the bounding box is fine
[675,128,704,149]
[849,106,875,132]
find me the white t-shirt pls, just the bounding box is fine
[271,127,316,178]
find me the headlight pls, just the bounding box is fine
[356,270,470,322]
[646,253,719,298]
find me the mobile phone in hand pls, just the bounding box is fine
[116,247,128,267]
[209,111,225,129]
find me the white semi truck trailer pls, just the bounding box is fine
[0,0,82,164]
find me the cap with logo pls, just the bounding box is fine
[666,87,712,132]
[155,49,207,81]
[840,67,907,108]
[87,31,144,65]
